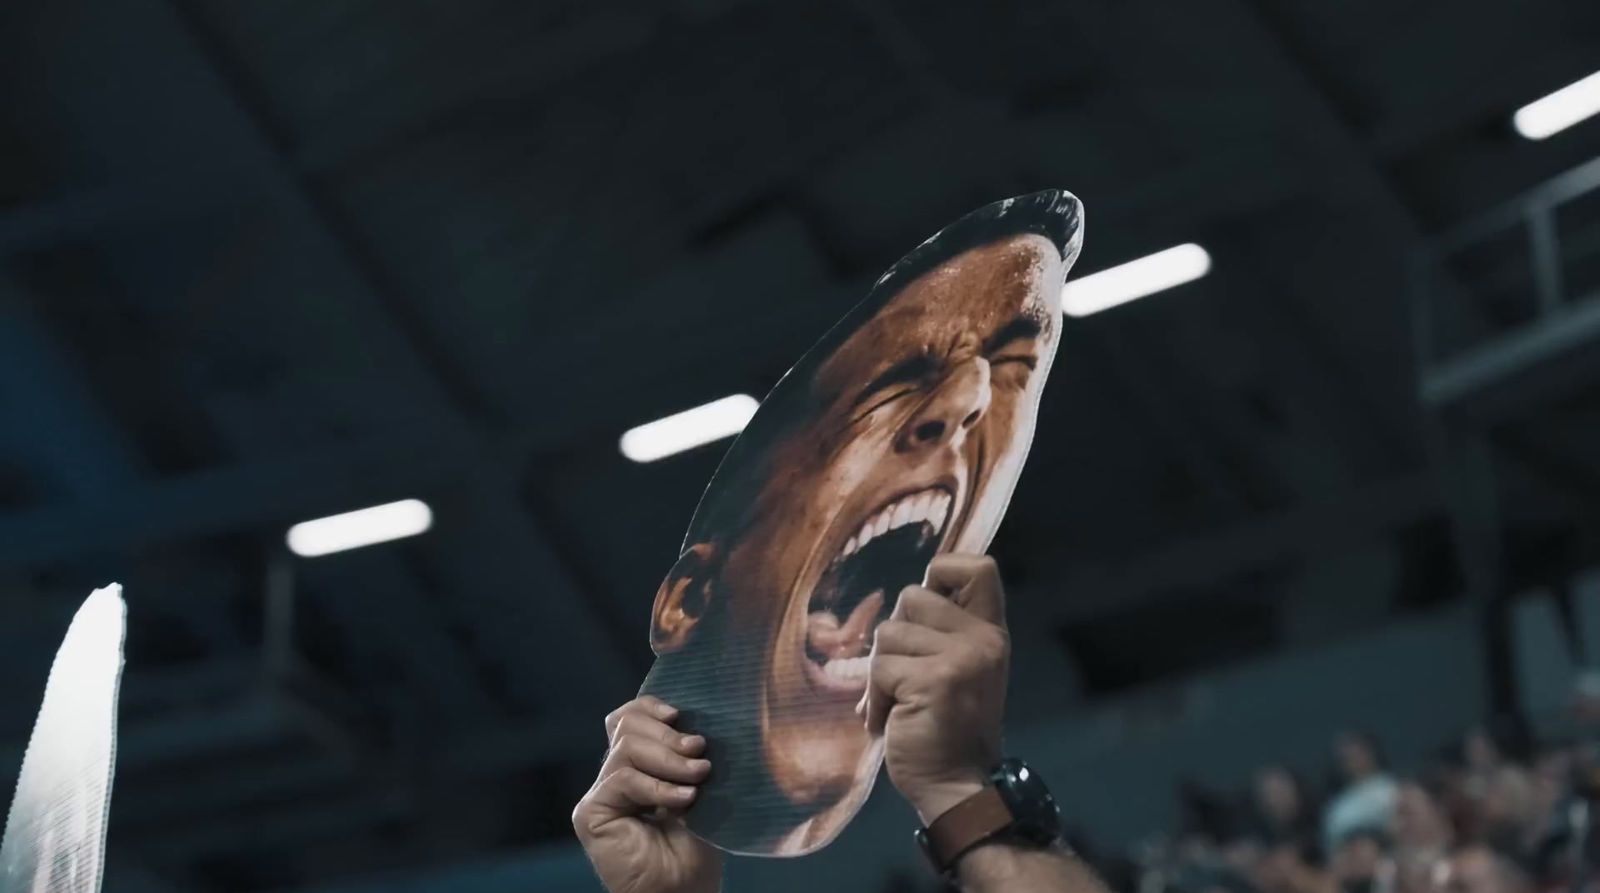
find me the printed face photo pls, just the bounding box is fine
[641,191,1082,856]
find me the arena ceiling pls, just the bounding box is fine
[2,0,1599,889]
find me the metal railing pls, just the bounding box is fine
[1410,155,1600,410]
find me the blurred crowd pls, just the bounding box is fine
[1087,683,1600,893]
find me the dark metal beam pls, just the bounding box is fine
[5,0,636,701]
[1422,289,1600,419]
[159,0,638,697]
[0,176,252,258]
[128,788,412,861]
[1083,324,1254,514]
[109,706,604,860]
[1048,472,1441,624]
[0,282,144,500]
[104,857,196,893]
[280,843,601,893]
[0,434,465,568]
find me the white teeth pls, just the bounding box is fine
[821,655,871,682]
[837,488,957,562]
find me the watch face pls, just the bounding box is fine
[996,759,1061,845]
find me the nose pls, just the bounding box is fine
[898,357,992,453]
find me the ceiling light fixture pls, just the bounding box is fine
[286,499,434,557]
[620,394,760,463]
[1514,69,1600,140]
[1061,243,1211,317]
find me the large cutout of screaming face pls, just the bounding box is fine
[640,190,1083,856]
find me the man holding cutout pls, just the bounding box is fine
[573,554,1110,893]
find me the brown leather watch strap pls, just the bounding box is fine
[925,785,1015,872]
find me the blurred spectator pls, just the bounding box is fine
[1459,726,1539,853]
[1573,670,1600,729]
[1438,844,1531,893]
[1255,766,1323,858]
[1331,827,1394,893]
[1523,746,1577,862]
[1170,864,1260,893]
[1395,781,1454,853]
[1223,834,1268,883]
[1256,842,1336,893]
[1128,692,1600,893]
[1393,782,1454,893]
[1326,733,1401,853]
[1181,778,1248,847]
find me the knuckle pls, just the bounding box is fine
[573,788,608,835]
[954,643,985,671]
[928,660,962,688]
[975,625,1009,660]
[654,720,680,745]
[614,713,641,739]
[971,555,1001,585]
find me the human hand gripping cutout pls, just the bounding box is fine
[638,191,1084,856]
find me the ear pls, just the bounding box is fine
[650,542,719,655]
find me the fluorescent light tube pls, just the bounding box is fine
[286,499,433,557]
[621,394,759,463]
[1514,69,1600,140]
[1062,243,1211,317]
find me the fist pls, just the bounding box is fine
[862,554,1009,824]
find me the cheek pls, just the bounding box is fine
[818,419,902,489]
[986,388,1023,430]
[974,392,1026,459]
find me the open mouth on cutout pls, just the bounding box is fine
[801,484,955,696]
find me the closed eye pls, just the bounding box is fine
[853,353,937,409]
[992,354,1037,370]
[983,315,1043,355]
[853,386,918,422]
[986,314,1043,373]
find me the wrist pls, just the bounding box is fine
[914,758,1064,884]
[906,772,988,825]
[955,840,1089,890]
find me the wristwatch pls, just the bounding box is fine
[915,758,1061,878]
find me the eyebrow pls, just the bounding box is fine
[850,311,1049,408]
[982,313,1044,354]
[854,353,938,406]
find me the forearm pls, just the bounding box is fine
[953,841,1109,893]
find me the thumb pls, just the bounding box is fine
[863,653,916,735]
[924,554,1006,629]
